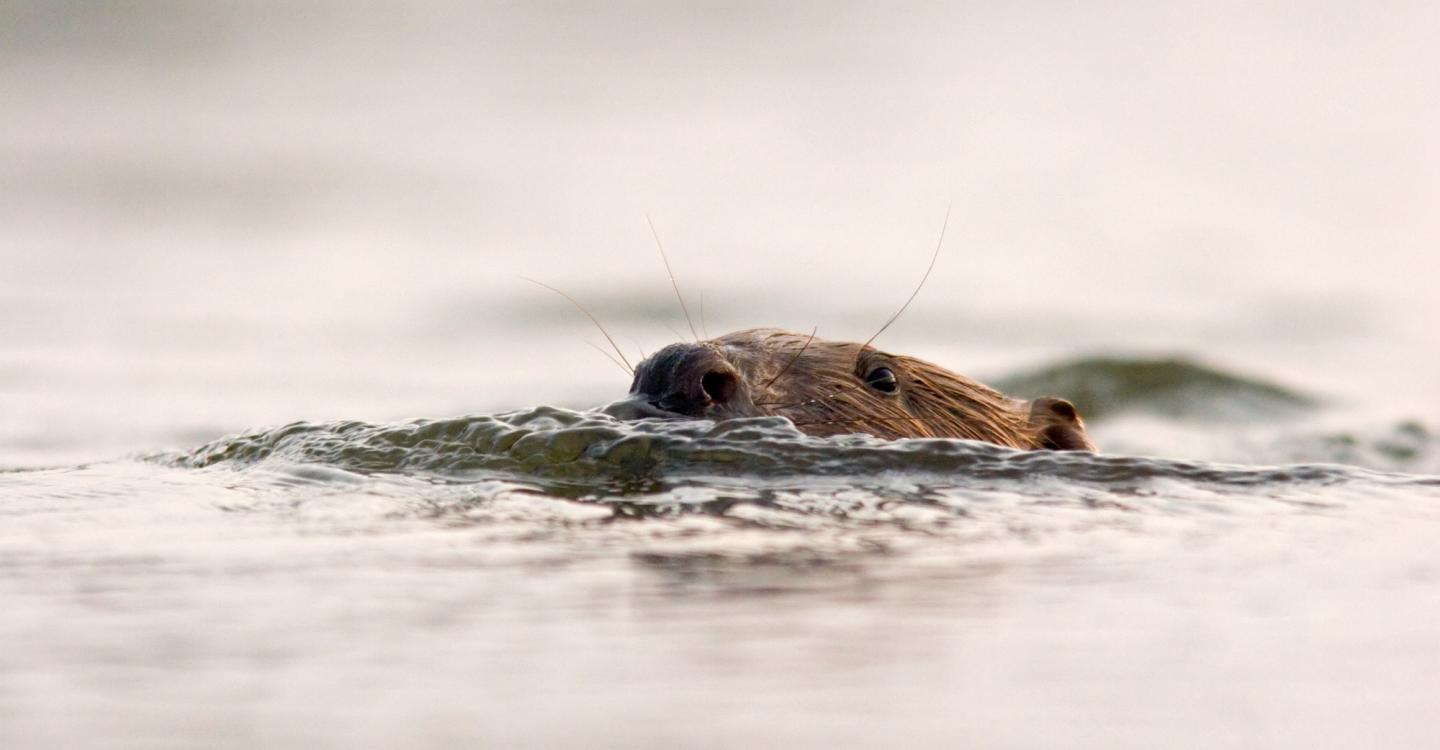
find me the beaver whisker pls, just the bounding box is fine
[615,327,1096,451]
[584,342,632,376]
[760,326,818,391]
[645,213,700,342]
[662,323,689,344]
[858,202,952,352]
[522,276,634,374]
[698,289,710,340]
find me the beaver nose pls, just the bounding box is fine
[624,342,740,418]
[698,368,738,404]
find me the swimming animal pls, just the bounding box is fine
[604,328,1096,451]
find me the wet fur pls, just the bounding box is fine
[630,328,1096,451]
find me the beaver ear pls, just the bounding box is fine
[1027,397,1097,452]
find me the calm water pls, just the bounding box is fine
[3,3,1439,748]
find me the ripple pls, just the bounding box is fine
[155,407,1438,500]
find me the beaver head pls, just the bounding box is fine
[603,328,1095,451]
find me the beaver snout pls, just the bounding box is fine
[600,329,1096,451]
[601,342,749,421]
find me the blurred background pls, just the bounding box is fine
[3,1,1437,467]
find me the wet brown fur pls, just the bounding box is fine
[632,328,1096,451]
[590,210,1092,450]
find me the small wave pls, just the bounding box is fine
[1268,420,1440,475]
[159,407,1432,496]
[994,355,1317,422]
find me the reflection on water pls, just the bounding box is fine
[3,431,1439,748]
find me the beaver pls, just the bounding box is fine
[603,328,1096,451]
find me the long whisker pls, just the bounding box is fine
[646,213,700,342]
[698,289,710,341]
[860,202,952,351]
[521,276,634,373]
[760,326,818,391]
[584,342,632,376]
[662,323,688,343]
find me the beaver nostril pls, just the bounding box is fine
[700,370,738,404]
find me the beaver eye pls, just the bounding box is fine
[864,366,898,393]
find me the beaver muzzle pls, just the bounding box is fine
[599,342,750,422]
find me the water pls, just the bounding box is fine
[4,2,1440,748]
[5,413,1439,748]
